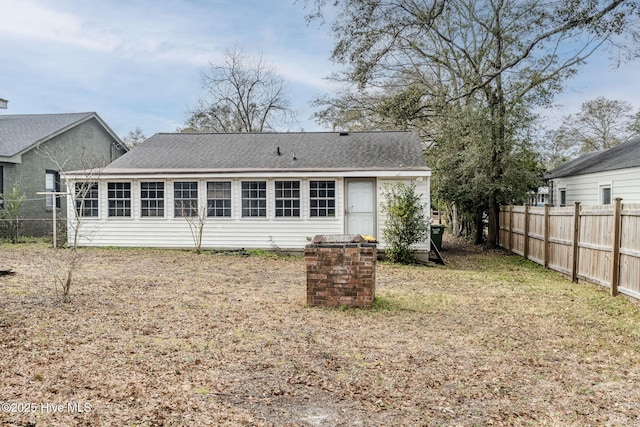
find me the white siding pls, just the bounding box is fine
[68,173,431,251]
[551,167,640,206]
[68,177,345,250]
[376,177,431,251]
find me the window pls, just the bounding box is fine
[107,182,131,217]
[75,182,99,217]
[559,189,567,207]
[275,181,300,217]
[600,185,612,205]
[45,170,61,210]
[310,180,336,217]
[241,181,266,217]
[141,182,164,217]
[207,181,231,217]
[174,182,199,217]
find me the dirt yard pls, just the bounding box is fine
[1,241,639,426]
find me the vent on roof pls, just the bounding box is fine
[339,131,349,136]
[0,98,7,109]
[276,146,281,156]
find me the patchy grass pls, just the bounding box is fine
[0,243,639,426]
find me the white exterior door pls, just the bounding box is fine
[346,179,376,237]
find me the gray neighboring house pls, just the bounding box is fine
[64,131,431,251]
[545,136,640,206]
[0,112,128,236]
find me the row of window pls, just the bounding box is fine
[75,180,336,219]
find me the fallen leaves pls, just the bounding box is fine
[0,243,639,426]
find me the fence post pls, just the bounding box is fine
[523,204,530,260]
[543,204,550,268]
[508,205,513,253]
[572,202,581,283]
[610,198,623,296]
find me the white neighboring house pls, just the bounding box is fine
[63,131,431,251]
[545,136,640,206]
[528,186,549,207]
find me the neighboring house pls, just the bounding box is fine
[0,112,128,236]
[63,131,431,252]
[528,186,549,207]
[545,135,640,206]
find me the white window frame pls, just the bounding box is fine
[207,181,232,218]
[599,184,612,205]
[174,181,199,218]
[241,180,267,218]
[107,182,132,218]
[309,180,336,218]
[140,181,165,218]
[559,188,567,207]
[75,182,99,218]
[274,180,301,218]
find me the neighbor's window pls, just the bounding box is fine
[174,182,198,217]
[207,181,232,217]
[45,170,61,210]
[600,185,612,205]
[241,181,266,217]
[309,180,335,217]
[559,189,567,207]
[275,181,300,217]
[141,182,165,217]
[108,182,132,217]
[75,182,99,217]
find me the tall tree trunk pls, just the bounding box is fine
[474,206,484,245]
[487,192,500,248]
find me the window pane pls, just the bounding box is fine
[602,187,611,205]
[108,182,132,217]
[207,181,231,217]
[310,181,336,217]
[275,181,300,217]
[75,182,99,217]
[174,182,198,217]
[141,182,165,217]
[242,181,267,217]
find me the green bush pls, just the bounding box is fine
[0,186,26,243]
[381,182,429,264]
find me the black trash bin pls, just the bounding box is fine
[430,224,446,252]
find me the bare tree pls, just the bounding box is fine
[122,126,147,149]
[551,97,640,157]
[183,47,296,133]
[55,176,99,302]
[36,144,106,302]
[183,206,207,254]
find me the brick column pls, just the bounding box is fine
[305,234,377,308]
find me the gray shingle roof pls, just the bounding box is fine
[0,112,97,157]
[105,131,429,172]
[545,136,640,179]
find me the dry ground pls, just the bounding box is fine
[1,240,639,426]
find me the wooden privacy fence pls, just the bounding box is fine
[499,199,640,301]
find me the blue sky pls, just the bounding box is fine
[1,0,639,139]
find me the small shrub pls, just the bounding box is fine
[0,186,26,243]
[381,182,429,264]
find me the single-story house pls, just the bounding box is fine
[528,186,549,207]
[545,135,640,206]
[63,131,431,252]
[0,111,127,236]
